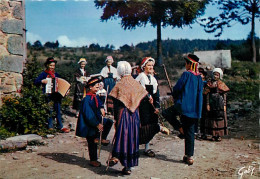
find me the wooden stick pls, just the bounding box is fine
[98,85,109,158]
[162,64,173,94]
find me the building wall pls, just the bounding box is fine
[194,50,232,69]
[0,0,26,106]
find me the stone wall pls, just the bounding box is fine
[0,0,26,106]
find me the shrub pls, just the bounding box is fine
[0,56,51,138]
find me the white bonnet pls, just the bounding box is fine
[117,61,132,77]
[213,68,223,79]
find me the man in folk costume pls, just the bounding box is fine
[100,56,119,114]
[72,58,90,117]
[205,68,230,142]
[34,57,70,133]
[76,76,113,167]
[108,61,148,175]
[135,57,170,157]
[163,54,203,165]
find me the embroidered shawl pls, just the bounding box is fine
[109,75,148,113]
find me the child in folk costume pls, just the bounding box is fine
[108,61,148,175]
[34,57,70,133]
[76,76,113,167]
[162,54,203,165]
[72,58,90,118]
[205,68,230,142]
[135,57,169,157]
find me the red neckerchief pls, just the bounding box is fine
[45,69,55,78]
[86,92,99,107]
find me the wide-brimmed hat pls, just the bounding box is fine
[44,57,57,67]
[86,75,102,88]
[140,57,155,70]
[184,54,200,63]
[184,54,200,72]
[78,58,87,64]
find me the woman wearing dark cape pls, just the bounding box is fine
[72,58,89,117]
[108,61,148,175]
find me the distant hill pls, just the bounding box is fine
[135,39,245,56]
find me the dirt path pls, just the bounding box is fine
[0,111,259,179]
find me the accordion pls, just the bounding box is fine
[46,77,71,97]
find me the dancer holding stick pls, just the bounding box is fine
[76,76,112,167]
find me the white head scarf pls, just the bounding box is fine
[117,61,132,77]
[213,68,223,79]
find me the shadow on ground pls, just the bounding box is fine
[38,152,123,177]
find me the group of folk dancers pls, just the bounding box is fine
[35,54,229,175]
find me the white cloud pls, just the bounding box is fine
[57,35,93,47]
[26,32,43,43]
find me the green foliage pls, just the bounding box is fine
[224,61,260,102]
[0,57,50,138]
[0,126,15,140]
[225,61,260,79]
[226,80,259,102]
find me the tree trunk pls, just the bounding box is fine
[251,1,256,63]
[156,19,162,66]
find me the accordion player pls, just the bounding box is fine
[46,77,71,97]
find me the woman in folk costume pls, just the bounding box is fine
[205,68,230,142]
[100,56,119,114]
[34,57,70,133]
[198,67,208,140]
[100,56,119,94]
[108,61,147,175]
[76,76,113,167]
[73,58,90,117]
[135,57,169,157]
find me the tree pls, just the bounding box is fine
[200,0,260,63]
[33,40,43,49]
[44,40,59,49]
[95,0,208,65]
[120,44,132,52]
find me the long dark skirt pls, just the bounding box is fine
[205,93,228,137]
[138,98,160,144]
[112,107,140,168]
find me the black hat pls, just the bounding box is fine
[184,54,200,63]
[86,76,102,88]
[198,67,207,76]
[44,57,57,67]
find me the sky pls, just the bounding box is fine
[25,0,260,49]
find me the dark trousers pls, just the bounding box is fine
[181,115,196,157]
[162,105,182,130]
[86,135,97,161]
[47,94,63,129]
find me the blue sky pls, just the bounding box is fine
[25,0,259,49]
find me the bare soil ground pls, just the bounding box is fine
[0,107,259,179]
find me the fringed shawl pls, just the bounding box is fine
[207,80,230,93]
[109,75,148,113]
